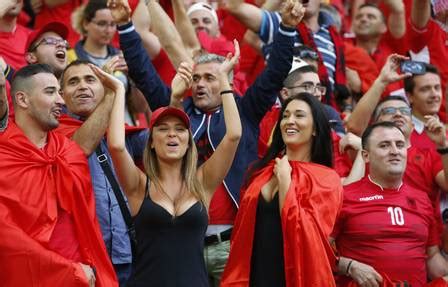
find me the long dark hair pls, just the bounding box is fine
[245,93,333,186]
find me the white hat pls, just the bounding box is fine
[186,2,219,24]
[289,56,310,74]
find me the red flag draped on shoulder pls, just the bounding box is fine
[221,161,342,287]
[0,121,118,286]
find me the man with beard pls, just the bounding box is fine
[0,64,118,286]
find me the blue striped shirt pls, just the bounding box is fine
[259,11,337,88]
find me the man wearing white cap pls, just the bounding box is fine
[187,2,220,38]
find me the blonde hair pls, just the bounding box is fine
[143,130,206,206]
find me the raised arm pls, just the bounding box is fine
[132,1,162,60]
[240,0,304,125]
[411,0,431,29]
[100,63,146,214]
[146,0,194,68]
[171,0,201,57]
[108,0,171,110]
[170,62,193,109]
[346,54,411,136]
[384,0,406,38]
[199,41,242,201]
[224,0,264,33]
[424,116,448,192]
[70,65,124,156]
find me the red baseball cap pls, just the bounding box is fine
[26,22,69,52]
[149,107,190,130]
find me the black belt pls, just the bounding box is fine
[204,228,233,246]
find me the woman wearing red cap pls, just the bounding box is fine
[106,44,241,286]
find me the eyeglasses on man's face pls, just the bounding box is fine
[287,83,327,95]
[29,37,70,52]
[379,106,412,117]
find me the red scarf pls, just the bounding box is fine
[296,23,346,110]
[221,161,342,286]
[0,122,118,286]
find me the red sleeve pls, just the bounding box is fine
[429,148,443,179]
[408,19,434,53]
[343,42,379,94]
[152,50,176,86]
[427,211,441,247]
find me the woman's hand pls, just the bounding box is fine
[274,155,292,182]
[275,155,292,211]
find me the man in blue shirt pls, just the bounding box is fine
[60,60,148,286]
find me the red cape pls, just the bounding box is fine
[0,122,118,286]
[221,161,342,287]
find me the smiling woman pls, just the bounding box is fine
[221,93,343,287]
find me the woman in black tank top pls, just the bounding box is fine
[105,46,242,286]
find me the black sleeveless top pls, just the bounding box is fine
[250,193,286,287]
[126,178,209,287]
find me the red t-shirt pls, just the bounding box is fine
[48,209,82,262]
[404,145,443,204]
[196,119,237,224]
[0,24,32,70]
[408,20,448,122]
[333,176,438,287]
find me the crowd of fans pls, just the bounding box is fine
[1,0,448,286]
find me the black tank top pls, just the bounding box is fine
[250,192,286,287]
[127,178,209,287]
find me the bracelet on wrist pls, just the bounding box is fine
[220,90,233,96]
[346,260,354,276]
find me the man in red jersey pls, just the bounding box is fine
[331,121,448,287]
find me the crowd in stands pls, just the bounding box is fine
[1,0,448,286]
